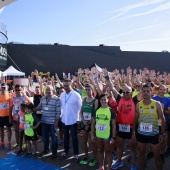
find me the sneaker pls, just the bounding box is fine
[111,161,123,169]
[61,152,69,158]
[22,152,32,157]
[38,150,50,158]
[7,142,11,150]
[15,149,23,156]
[22,144,27,151]
[11,143,19,150]
[131,165,137,170]
[88,158,97,167]
[79,156,89,165]
[0,142,5,149]
[74,155,79,163]
[50,153,57,160]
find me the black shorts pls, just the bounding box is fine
[0,116,12,128]
[136,132,159,145]
[166,121,170,131]
[25,134,37,141]
[116,126,132,139]
[80,121,91,132]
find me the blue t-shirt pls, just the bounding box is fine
[152,96,170,123]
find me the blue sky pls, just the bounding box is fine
[0,0,170,52]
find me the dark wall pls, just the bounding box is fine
[7,44,170,77]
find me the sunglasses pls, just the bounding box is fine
[123,91,130,94]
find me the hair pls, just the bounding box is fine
[63,78,72,83]
[20,103,26,108]
[15,84,21,88]
[158,84,166,90]
[142,83,152,91]
[26,103,34,110]
[85,84,93,89]
[97,94,108,109]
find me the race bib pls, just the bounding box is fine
[24,123,30,130]
[0,102,9,110]
[96,123,107,132]
[119,124,130,132]
[14,104,20,111]
[20,116,25,123]
[140,123,152,132]
[83,112,91,120]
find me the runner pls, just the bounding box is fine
[0,83,12,150]
[132,84,165,170]
[103,69,137,170]
[79,84,98,167]
[91,94,116,170]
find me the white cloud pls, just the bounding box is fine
[95,23,164,42]
[119,2,170,20]
[97,0,166,26]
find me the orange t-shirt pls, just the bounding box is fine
[0,93,12,117]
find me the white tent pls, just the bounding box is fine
[3,66,25,76]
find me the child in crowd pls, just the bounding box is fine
[15,103,27,155]
[22,103,41,157]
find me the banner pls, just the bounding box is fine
[13,78,28,86]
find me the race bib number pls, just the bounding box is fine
[0,103,9,110]
[14,104,20,111]
[140,123,152,132]
[20,117,25,123]
[83,112,91,120]
[119,124,130,132]
[96,123,107,132]
[24,124,30,130]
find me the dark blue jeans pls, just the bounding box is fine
[62,123,78,155]
[41,123,58,154]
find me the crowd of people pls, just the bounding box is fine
[0,66,170,170]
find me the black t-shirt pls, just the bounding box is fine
[33,94,42,108]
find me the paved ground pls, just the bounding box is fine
[0,128,170,170]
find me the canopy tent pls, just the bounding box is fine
[0,71,7,77]
[3,66,25,76]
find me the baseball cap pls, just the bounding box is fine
[1,83,7,88]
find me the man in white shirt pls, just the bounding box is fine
[60,79,82,162]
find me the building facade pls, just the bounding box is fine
[0,20,7,71]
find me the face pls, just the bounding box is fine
[46,87,53,96]
[142,87,152,99]
[106,88,112,97]
[1,87,6,93]
[100,95,108,107]
[15,88,22,96]
[59,88,64,95]
[122,87,132,99]
[47,81,52,85]
[85,86,92,96]
[35,88,40,95]
[63,82,71,92]
[158,86,166,96]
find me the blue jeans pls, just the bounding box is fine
[41,123,58,154]
[62,123,78,155]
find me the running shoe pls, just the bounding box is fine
[79,156,89,165]
[88,158,97,167]
[22,143,27,151]
[111,160,123,169]
[11,143,19,150]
